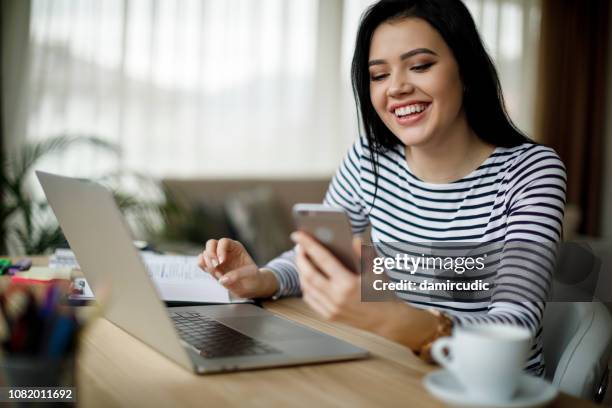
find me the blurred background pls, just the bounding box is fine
[0,0,610,261]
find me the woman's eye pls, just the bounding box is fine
[411,62,434,72]
[370,73,388,82]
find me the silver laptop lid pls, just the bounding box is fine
[37,171,192,370]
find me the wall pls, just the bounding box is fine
[604,2,612,240]
[1,0,30,156]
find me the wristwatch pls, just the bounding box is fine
[415,308,454,363]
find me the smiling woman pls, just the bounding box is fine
[199,0,566,378]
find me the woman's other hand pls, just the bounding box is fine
[198,238,278,299]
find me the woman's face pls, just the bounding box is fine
[368,17,465,147]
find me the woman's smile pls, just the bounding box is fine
[389,101,432,126]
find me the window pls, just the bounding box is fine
[25,0,541,179]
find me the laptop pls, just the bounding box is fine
[37,171,368,374]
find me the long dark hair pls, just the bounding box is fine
[351,0,529,191]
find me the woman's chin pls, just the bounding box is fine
[395,131,432,147]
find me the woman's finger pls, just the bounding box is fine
[303,291,336,320]
[218,265,255,286]
[198,248,215,274]
[296,243,326,277]
[296,249,330,294]
[205,239,219,267]
[197,253,211,272]
[303,292,328,317]
[217,238,235,264]
[292,231,352,279]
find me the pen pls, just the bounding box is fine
[39,284,61,355]
[46,312,76,358]
[41,284,60,318]
[23,291,42,354]
[10,319,27,353]
[5,289,32,353]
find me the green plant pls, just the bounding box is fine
[98,171,169,244]
[0,135,120,255]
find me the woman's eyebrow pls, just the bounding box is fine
[368,48,438,66]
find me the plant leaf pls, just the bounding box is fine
[10,134,119,184]
[2,134,120,255]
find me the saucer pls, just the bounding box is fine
[423,370,558,408]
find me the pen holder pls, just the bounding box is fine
[0,279,93,407]
[0,355,75,387]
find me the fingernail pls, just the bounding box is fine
[218,256,224,264]
[219,276,229,285]
[212,259,219,267]
[215,272,222,279]
[290,232,298,241]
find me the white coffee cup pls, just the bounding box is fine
[431,324,531,403]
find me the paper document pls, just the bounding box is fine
[50,249,242,303]
[142,254,230,302]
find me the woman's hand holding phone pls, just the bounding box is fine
[292,231,378,328]
[197,238,279,299]
[293,231,440,350]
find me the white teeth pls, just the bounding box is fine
[394,103,427,117]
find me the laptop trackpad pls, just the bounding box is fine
[216,316,322,341]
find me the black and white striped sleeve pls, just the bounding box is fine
[450,146,566,339]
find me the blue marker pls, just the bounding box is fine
[46,315,75,358]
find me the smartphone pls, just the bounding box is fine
[292,203,358,273]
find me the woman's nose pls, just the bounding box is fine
[387,72,414,97]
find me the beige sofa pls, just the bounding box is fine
[163,178,331,225]
[161,178,331,263]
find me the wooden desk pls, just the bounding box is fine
[75,298,598,408]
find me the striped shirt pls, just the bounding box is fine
[265,135,567,376]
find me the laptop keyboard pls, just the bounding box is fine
[170,311,280,359]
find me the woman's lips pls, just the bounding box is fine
[393,103,431,126]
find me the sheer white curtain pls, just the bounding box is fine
[24,0,541,180]
[462,0,541,137]
[27,0,330,179]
